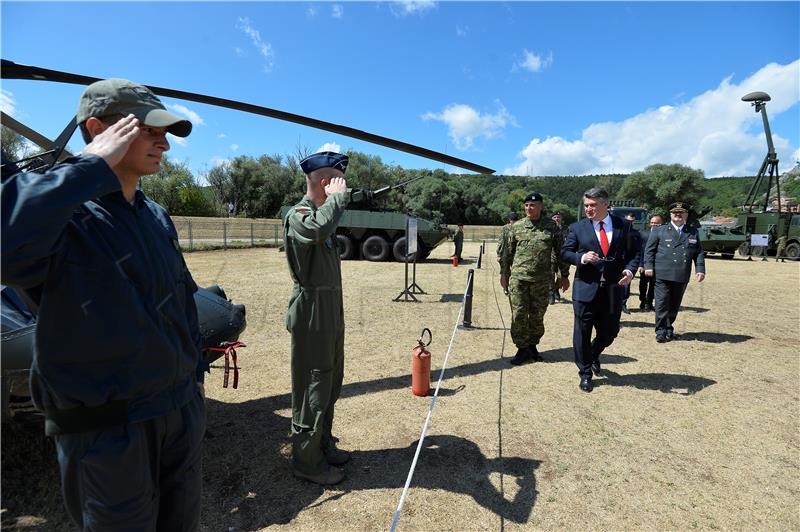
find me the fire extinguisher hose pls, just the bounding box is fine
[390,278,470,531]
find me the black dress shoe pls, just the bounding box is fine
[509,348,530,366]
[579,378,593,392]
[656,333,667,343]
[666,331,677,341]
[622,303,630,315]
[527,345,543,362]
[645,303,654,311]
[639,302,646,310]
[591,361,602,376]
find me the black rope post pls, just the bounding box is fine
[477,244,483,269]
[459,269,475,330]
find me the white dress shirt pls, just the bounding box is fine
[581,214,614,264]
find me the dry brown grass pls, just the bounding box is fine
[2,244,798,531]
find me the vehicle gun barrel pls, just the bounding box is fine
[348,175,424,204]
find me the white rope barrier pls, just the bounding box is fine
[389,278,470,532]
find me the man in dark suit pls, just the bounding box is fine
[561,187,640,392]
[643,202,706,342]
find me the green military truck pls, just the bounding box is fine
[736,212,800,259]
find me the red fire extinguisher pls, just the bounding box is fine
[412,328,432,397]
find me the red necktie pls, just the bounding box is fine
[599,221,609,256]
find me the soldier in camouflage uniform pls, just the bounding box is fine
[776,234,787,262]
[500,193,570,365]
[284,152,351,485]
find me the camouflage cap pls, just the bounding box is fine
[77,78,192,137]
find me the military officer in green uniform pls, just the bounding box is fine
[500,193,570,365]
[643,202,706,342]
[284,151,351,485]
[452,223,465,263]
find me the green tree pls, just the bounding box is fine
[140,156,213,216]
[1,125,29,161]
[619,163,706,217]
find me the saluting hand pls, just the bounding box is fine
[83,114,141,169]
[324,177,347,196]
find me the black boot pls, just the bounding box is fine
[509,347,530,365]
[527,345,543,362]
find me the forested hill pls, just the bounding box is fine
[152,149,770,224]
[142,150,776,224]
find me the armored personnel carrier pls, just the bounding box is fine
[280,178,453,262]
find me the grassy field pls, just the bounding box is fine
[2,244,798,531]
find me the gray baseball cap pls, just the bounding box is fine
[77,78,192,137]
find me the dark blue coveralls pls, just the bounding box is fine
[1,155,205,531]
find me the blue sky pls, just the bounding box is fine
[2,1,798,179]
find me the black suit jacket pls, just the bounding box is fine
[560,216,641,303]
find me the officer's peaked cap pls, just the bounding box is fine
[77,78,192,137]
[669,202,689,212]
[524,192,544,203]
[300,151,349,174]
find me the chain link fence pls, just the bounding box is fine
[171,217,284,251]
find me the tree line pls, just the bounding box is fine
[7,124,795,224]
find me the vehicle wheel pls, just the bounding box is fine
[785,242,800,260]
[392,237,418,262]
[737,242,751,257]
[361,235,390,261]
[336,234,355,260]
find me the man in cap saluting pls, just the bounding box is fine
[2,78,204,530]
[643,202,705,342]
[284,151,351,484]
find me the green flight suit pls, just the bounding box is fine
[500,217,569,348]
[284,192,349,475]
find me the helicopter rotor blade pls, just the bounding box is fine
[1,59,495,174]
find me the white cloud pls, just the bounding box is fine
[514,49,553,73]
[1,89,17,116]
[217,133,227,139]
[317,142,342,153]
[391,0,436,17]
[211,156,230,168]
[166,103,205,125]
[456,25,469,37]
[168,134,188,147]
[505,60,800,177]
[237,17,275,72]
[423,101,517,151]
[331,4,343,19]
[234,47,245,57]
[307,6,317,17]
[230,144,239,151]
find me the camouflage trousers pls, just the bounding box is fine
[509,277,551,348]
